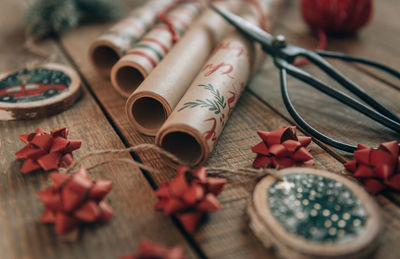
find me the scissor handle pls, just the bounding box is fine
[296,49,400,124]
[277,62,356,152]
[316,50,400,80]
[274,56,400,152]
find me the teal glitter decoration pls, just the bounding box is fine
[268,174,368,243]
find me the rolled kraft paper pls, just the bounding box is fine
[111,2,205,98]
[125,0,243,136]
[88,0,176,77]
[156,0,283,167]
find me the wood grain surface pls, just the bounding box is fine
[1,0,399,258]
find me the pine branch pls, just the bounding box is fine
[178,84,227,114]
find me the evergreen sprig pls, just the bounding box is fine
[178,84,227,114]
[26,0,123,38]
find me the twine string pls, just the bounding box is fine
[211,166,282,181]
[156,0,270,44]
[23,18,58,70]
[243,0,270,32]
[59,143,282,181]
[207,166,282,180]
[24,18,52,58]
[292,29,327,66]
[59,143,186,173]
[78,157,163,174]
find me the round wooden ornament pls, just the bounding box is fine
[0,63,81,120]
[248,167,381,259]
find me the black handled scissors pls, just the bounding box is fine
[210,5,400,153]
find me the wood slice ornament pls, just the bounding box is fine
[247,167,381,259]
[0,63,81,120]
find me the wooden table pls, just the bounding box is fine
[1,1,399,258]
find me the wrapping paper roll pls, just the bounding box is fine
[111,2,206,98]
[125,0,243,136]
[89,0,176,77]
[156,0,283,167]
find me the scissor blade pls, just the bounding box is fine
[209,4,274,47]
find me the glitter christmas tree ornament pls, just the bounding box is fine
[0,63,81,120]
[247,167,380,259]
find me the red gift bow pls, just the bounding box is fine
[251,126,314,169]
[120,239,185,259]
[344,140,400,194]
[37,167,113,234]
[155,166,226,233]
[15,127,81,173]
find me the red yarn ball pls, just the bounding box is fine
[301,0,373,35]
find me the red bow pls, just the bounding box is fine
[345,140,400,194]
[251,126,314,169]
[120,239,185,259]
[15,127,81,173]
[155,166,226,233]
[37,167,113,234]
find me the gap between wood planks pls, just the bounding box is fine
[55,36,207,259]
[352,64,400,92]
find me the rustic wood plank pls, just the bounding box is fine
[0,1,197,258]
[60,12,400,259]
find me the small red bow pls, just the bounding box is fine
[345,140,400,194]
[15,127,81,173]
[251,126,314,169]
[120,239,185,259]
[155,166,226,233]
[37,167,113,234]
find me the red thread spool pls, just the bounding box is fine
[301,0,373,35]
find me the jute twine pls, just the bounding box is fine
[58,143,282,181]
[157,0,271,43]
[23,20,57,69]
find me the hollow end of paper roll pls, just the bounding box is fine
[128,96,168,135]
[90,45,121,77]
[159,131,203,167]
[111,64,146,98]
